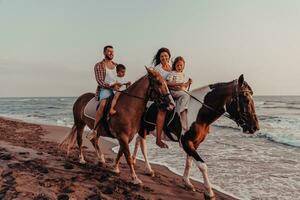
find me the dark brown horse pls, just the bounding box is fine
[60,67,174,184]
[133,74,259,198]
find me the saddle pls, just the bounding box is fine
[84,96,115,138]
[139,103,182,142]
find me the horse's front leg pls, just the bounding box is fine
[185,147,214,198]
[132,134,155,177]
[132,135,141,165]
[112,145,124,174]
[139,135,154,177]
[181,131,215,199]
[120,134,142,185]
[183,155,195,191]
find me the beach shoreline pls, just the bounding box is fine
[0,116,236,200]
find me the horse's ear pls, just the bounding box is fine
[145,66,154,76]
[238,74,244,87]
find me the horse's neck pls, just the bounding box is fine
[124,76,149,106]
[188,82,234,126]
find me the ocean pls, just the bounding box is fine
[0,96,299,200]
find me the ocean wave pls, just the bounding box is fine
[212,124,241,131]
[261,105,300,110]
[46,106,61,109]
[26,114,47,118]
[257,131,300,148]
[258,115,280,121]
[15,99,33,102]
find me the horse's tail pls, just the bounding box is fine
[59,124,78,155]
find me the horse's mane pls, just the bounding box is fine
[209,80,235,90]
[192,80,234,93]
[210,80,253,94]
[125,75,148,91]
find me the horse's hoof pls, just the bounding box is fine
[112,167,120,174]
[79,159,87,164]
[183,179,195,192]
[99,157,106,164]
[145,170,155,177]
[204,191,215,200]
[187,185,196,192]
[98,161,105,166]
[132,178,143,185]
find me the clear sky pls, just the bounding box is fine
[1,0,299,97]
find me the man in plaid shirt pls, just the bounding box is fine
[87,45,121,140]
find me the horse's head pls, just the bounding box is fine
[226,74,259,134]
[146,67,175,111]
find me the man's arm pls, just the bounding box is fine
[94,63,110,88]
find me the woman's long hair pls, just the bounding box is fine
[152,47,171,66]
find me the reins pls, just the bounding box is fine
[118,90,146,100]
[183,90,234,121]
[183,80,244,125]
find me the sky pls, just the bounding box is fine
[0,0,300,97]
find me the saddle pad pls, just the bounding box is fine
[84,96,116,138]
[84,98,99,120]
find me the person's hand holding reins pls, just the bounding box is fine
[110,82,122,91]
[125,81,131,88]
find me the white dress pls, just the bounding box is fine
[154,64,171,80]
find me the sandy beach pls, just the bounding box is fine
[0,117,236,200]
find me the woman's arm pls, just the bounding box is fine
[167,79,192,91]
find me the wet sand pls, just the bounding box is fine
[0,117,236,200]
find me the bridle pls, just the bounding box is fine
[118,75,171,106]
[184,80,251,127]
[226,80,251,127]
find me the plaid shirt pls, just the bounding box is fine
[94,59,117,99]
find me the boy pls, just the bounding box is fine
[109,64,131,115]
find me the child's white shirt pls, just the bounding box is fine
[116,76,128,91]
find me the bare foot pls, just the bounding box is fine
[156,141,169,148]
[109,109,117,115]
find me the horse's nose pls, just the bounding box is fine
[253,121,260,132]
[251,124,259,133]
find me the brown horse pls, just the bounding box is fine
[133,74,259,198]
[60,67,174,184]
